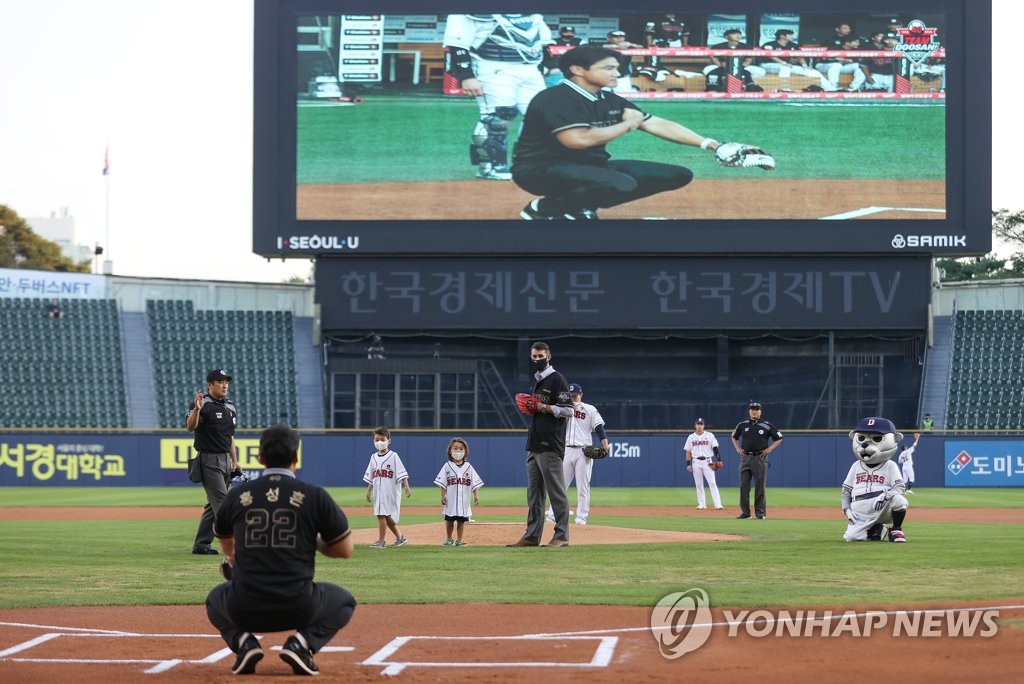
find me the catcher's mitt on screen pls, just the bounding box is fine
[714,142,776,170]
[583,446,608,459]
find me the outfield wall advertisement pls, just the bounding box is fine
[943,440,1024,487]
[3,432,1021,488]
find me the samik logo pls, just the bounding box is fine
[276,235,361,250]
[650,588,713,659]
[891,234,966,249]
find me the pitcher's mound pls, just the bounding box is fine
[352,522,745,547]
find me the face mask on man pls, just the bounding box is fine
[531,357,549,373]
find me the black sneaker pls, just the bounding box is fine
[566,208,599,220]
[192,546,219,555]
[735,514,751,519]
[232,633,263,675]
[280,635,319,676]
[521,199,555,220]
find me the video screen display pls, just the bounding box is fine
[253,0,990,256]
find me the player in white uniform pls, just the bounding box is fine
[363,426,411,548]
[443,14,552,180]
[684,418,723,509]
[545,384,608,525]
[841,417,909,542]
[434,437,484,547]
[898,433,920,493]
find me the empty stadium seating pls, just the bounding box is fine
[946,310,1024,430]
[146,300,298,428]
[0,298,127,428]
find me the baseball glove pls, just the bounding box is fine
[714,142,776,170]
[710,461,723,471]
[515,393,540,415]
[583,446,608,459]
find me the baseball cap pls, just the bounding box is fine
[695,417,705,424]
[207,369,232,382]
[748,401,762,410]
[888,16,900,24]
[853,416,897,434]
[608,30,626,37]
[568,383,583,394]
[560,25,575,32]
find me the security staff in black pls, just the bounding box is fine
[513,45,713,221]
[206,424,357,676]
[730,401,784,519]
[187,369,239,555]
[507,341,575,548]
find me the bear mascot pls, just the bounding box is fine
[841,417,909,542]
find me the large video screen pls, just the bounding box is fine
[253,0,991,257]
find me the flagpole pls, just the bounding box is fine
[103,143,110,274]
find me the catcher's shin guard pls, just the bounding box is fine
[471,106,517,169]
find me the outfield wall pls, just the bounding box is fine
[1,432,1021,489]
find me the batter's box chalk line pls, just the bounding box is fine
[361,634,619,677]
[0,626,353,674]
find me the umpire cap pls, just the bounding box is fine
[207,369,232,382]
[748,401,762,410]
[853,416,897,434]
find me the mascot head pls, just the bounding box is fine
[848,417,903,466]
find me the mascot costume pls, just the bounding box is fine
[841,417,909,542]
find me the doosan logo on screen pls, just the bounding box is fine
[891,234,966,249]
[276,235,360,250]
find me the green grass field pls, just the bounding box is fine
[297,96,945,184]
[1,487,1019,610]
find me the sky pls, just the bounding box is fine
[0,2,1017,283]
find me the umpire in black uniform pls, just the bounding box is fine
[187,369,240,555]
[730,401,784,519]
[206,424,357,675]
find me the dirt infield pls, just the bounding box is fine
[1,601,1021,682]
[297,178,945,220]
[2,505,1017,525]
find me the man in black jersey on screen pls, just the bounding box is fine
[205,424,356,676]
[512,45,765,220]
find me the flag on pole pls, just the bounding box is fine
[103,145,110,176]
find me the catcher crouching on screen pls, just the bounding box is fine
[841,417,910,543]
[511,45,774,220]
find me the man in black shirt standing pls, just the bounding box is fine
[512,45,764,220]
[507,341,575,547]
[206,424,356,675]
[730,401,784,520]
[187,369,240,555]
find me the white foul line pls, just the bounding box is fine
[821,206,947,220]
[525,603,1024,638]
